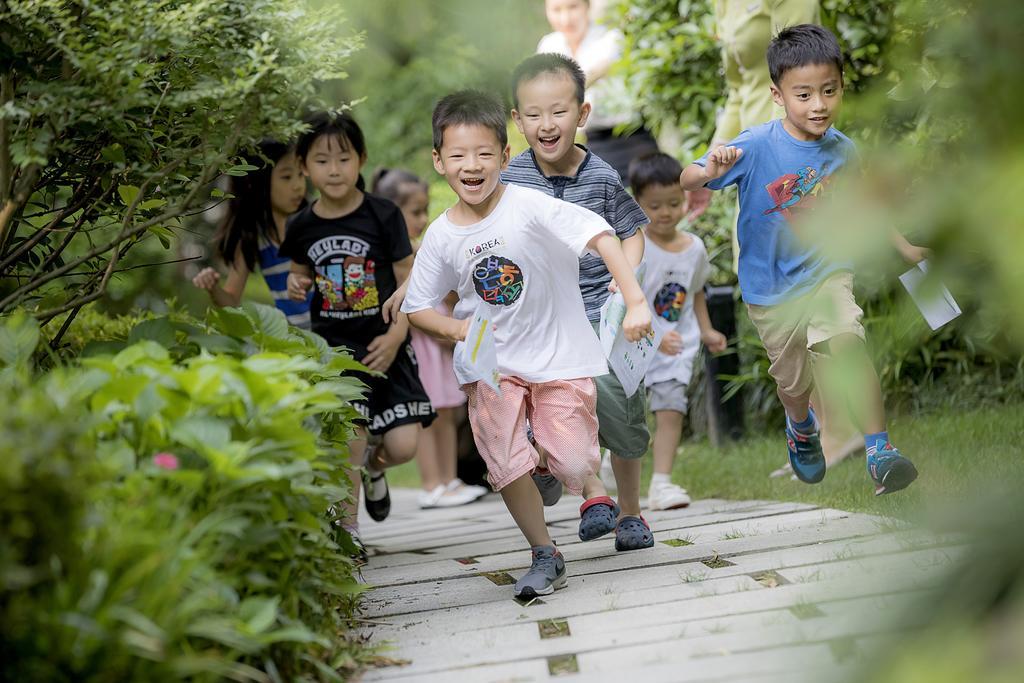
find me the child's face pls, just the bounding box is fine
[269,151,306,217]
[545,0,589,44]
[432,124,510,208]
[637,183,685,238]
[301,134,365,205]
[770,62,844,142]
[512,72,590,170]
[399,186,430,239]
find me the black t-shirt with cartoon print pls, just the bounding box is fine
[279,194,412,356]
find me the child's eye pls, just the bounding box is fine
[554,110,567,116]
[797,93,810,100]
[824,88,836,96]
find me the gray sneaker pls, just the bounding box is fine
[531,468,563,506]
[514,545,567,600]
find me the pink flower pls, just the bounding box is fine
[153,452,180,470]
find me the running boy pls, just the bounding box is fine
[401,90,651,598]
[629,153,727,510]
[505,52,654,550]
[680,24,923,494]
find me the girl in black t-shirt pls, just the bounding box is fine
[280,112,435,561]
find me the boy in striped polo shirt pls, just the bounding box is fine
[503,53,654,551]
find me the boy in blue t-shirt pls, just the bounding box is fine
[681,24,926,495]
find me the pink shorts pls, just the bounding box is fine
[463,377,600,495]
[410,327,466,410]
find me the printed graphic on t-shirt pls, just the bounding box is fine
[654,282,687,322]
[308,235,380,318]
[762,163,834,219]
[472,254,524,306]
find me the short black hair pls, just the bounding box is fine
[296,110,367,162]
[432,90,508,151]
[511,53,586,108]
[767,24,844,86]
[628,152,683,197]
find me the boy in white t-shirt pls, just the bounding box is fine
[401,90,652,599]
[629,153,727,510]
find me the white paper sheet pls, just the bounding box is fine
[898,260,961,331]
[598,263,647,358]
[461,304,501,394]
[607,317,665,398]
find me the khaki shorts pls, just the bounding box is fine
[591,322,651,459]
[745,272,865,399]
[647,379,689,414]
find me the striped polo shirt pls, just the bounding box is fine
[501,146,649,322]
[258,236,311,328]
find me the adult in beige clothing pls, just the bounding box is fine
[688,0,861,469]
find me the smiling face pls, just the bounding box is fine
[512,71,590,175]
[432,123,509,212]
[301,133,365,207]
[636,183,685,239]
[545,0,589,46]
[268,151,306,217]
[771,62,844,142]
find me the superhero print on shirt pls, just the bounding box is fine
[309,235,380,314]
[654,281,687,323]
[472,254,524,306]
[762,163,834,219]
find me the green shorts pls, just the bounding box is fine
[591,322,651,459]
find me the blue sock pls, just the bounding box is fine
[789,412,816,436]
[865,431,889,456]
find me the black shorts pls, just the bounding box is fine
[353,341,436,435]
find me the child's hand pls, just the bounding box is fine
[621,303,652,343]
[685,187,713,222]
[192,267,220,291]
[703,146,743,181]
[900,243,931,265]
[607,278,619,294]
[456,317,471,342]
[701,328,728,354]
[659,330,683,356]
[287,272,312,302]
[362,330,404,373]
[382,281,408,324]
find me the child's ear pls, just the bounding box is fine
[501,144,511,170]
[770,84,784,109]
[358,152,368,170]
[511,108,526,134]
[299,159,310,177]
[577,101,592,129]
[432,149,445,175]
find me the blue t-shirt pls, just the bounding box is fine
[695,119,856,305]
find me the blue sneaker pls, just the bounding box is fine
[785,410,826,484]
[867,440,918,495]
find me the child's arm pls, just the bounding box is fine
[621,232,645,268]
[589,232,652,342]
[891,229,930,265]
[287,262,313,301]
[680,146,744,192]
[693,290,728,353]
[382,276,409,324]
[408,309,469,344]
[360,255,416,372]
[192,243,249,307]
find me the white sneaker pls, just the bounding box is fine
[446,478,489,501]
[418,485,447,509]
[599,449,617,494]
[647,480,691,510]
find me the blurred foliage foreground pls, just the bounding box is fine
[0,304,373,682]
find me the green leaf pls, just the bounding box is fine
[0,310,40,367]
[243,302,288,339]
[210,307,256,338]
[171,416,231,451]
[129,317,177,347]
[100,143,126,165]
[118,184,140,206]
[239,596,279,634]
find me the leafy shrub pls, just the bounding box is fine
[0,305,372,681]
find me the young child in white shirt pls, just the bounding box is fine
[629,153,727,510]
[401,90,651,599]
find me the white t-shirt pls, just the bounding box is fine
[643,232,711,386]
[402,184,612,385]
[537,23,636,131]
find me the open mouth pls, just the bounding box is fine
[461,178,484,189]
[809,116,829,124]
[538,134,560,151]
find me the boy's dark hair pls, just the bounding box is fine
[296,111,368,191]
[432,90,508,151]
[511,53,586,108]
[214,139,307,271]
[628,152,683,197]
[370,167,428,206]
[767,24,844,86]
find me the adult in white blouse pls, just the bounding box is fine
[538,0,658,182]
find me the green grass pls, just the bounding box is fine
[380,402,1024,521]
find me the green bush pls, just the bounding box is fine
[0,305,372,681]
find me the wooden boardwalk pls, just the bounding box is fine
[355,490,961,683]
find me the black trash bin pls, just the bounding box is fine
[704,285,745,445]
